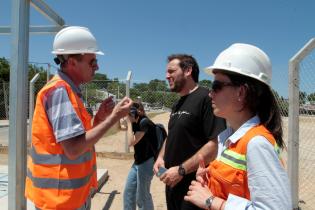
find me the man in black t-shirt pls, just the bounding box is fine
[153,54,226,210]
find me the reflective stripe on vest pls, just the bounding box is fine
[30,146,92,165]
[219,149,247,171]
[219,141,281,172]
[27,165,96,189]
[208,125,283,200]
[275,144,280,156]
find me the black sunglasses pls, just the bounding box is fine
[89,59,98,67]
[211,80,236,93]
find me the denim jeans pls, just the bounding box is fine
[123,157,154,210]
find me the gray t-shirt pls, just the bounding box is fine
[43,71,85,142]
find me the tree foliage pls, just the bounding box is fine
[307,92,315,103]
[199,79,212,90]
[0,57,10,82]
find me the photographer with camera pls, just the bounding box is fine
[119,102,158,210]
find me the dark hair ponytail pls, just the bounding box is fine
[256,85,284,149]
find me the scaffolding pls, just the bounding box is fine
[0,0,65,209]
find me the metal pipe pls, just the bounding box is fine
[125,71,132,153]
[28,73,40,144]
[9,0,30,209]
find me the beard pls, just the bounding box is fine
[170,78,185,93]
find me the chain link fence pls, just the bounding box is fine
[0,82,9,120]
[289,42,315,210]
[0,80,176,119]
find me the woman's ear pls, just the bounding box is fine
[237,85,247,102]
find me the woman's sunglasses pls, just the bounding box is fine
[211,80,236,93]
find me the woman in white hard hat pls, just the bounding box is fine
[184,43,292,210]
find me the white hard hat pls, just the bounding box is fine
[205,43,271,86]
[52,26,104,55]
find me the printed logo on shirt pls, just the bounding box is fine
[170,111,190,119]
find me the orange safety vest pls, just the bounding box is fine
[25,75,97,210]
[207,125,282,200]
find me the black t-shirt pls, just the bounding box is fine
[164,86,226,169]
[132,116,158,165]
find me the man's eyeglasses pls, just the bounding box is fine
[211,80,236,93]
[89,59,98,67]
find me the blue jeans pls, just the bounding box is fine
[123,157,154,210]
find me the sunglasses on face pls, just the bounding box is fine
[211,80,236,93]
[89,59,98,67]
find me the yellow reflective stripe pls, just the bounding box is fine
[224,149,246,161]
[219,149,247,171]
[45,76,59,86]
[274,144,281,156]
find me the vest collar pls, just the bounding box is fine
[57,70,82,98]
[219,115,260,146]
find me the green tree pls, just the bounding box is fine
[299,91,307,105]
[0,57,49,119]
[0,57,10,82]
[148,79,168,91]
[133,83,149,92]
[307,92,315,103]
[107,79,125,99]
[199,79,212,89]
[89,73,109,90]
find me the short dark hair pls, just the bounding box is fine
[131,101,146,116]
[167,54,199,83]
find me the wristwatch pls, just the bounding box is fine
[178,164,186,176]
[205,195,215,209]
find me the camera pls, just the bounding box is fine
[129,107,138,118]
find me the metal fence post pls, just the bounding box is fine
[125,71,132,153]
[9,1,30,209]
[28,73,40,143]
[288,38,315,210]
[47,63,50,82]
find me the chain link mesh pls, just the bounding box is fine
[294,49,315,210]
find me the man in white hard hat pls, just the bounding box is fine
[25,26,133,210]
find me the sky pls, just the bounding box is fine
[1,0,315,98]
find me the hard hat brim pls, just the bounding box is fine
[51,50,104,55]
[204,65,270,86]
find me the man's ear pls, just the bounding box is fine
[184,67,192,77]
[67,57,77,68]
